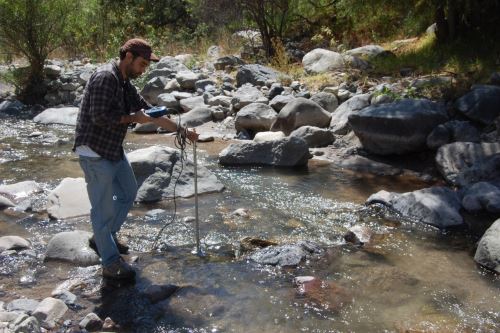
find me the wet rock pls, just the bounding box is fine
[302,49,346,74]
[176,106,213,127]
[270,98,331,135]
[344,225,372,246]
[79,312,102,331]
[426,120,480,150]
[290,126,335,148]
[230,208,249,218]
[33,107,79,126]
[435,142,500,186]
[11,314,41,333]
[235,103,277,135]
[294,276,352,312]
[250,241,322,266]
[367,187,463,229]
[474,218,500,273]
[0,181,42,204]
[455,85,500,125]
[330,94,371,135]
[32,297,67,329]
[349,99,448,155]
[236,64,280,87]
[269,94,295,112]
[46,177,90,219]
[310,92,338,113]
[142,284,179,304]
[0,100,24,115]
[462,182,500,214]
[237,237,277,254]
[164,287,226,324]
[128,146,224,201]
[45,230,99,266]
[219,137,310,167]
[0,236,30,251]
[253,131,286,143]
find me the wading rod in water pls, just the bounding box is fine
[192,141,203,256]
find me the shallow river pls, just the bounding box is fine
[0,118,498,333]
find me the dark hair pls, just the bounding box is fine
[119,50,140,60]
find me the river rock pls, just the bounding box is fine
[207,95,232,108]
[0,236,30,251]
[33,107,79,126]
[235,103,277,135]
[142,284,179,304]
[156,56,189,73]
[426,120,481,149]
[214,55,245,70]
[0,194,15,209]
[366,186,463,229]
[231,84,267,110]
[462,182,500,214]
[269,94,295,111]
[6,299,39,314]
[128,146,224,202]
[45,230,99,265]
[0,181,42,203]
[435,142,500,186]
[0,100,24,115]
[290,126,335,148]
[44,65,62,78]
[236,64,280,87]
[343,225,373,246]
[311,92,338,113]
[156,93,180,110]
[179,96,205,113]
[344,44,386,58]
[175,71,200,90]
[250,241,322,266]
[219,137,310,167]
[11,314,41,333]
[302,49,346,74]
[46,177,90,219]
[79,312,103,331]
[141,76,169,105]
[253,131,286,143]
[474,218,500,273]
[330,94,371,135]
[32,297,67,329]
[349,99,448,155]
[176,107,213,127]
[270,98,331,135]
[455,85,500,125]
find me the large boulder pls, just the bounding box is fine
[330,94,371,134]
[269,94,295,112]
[461,182,500,214]
[455,85,500,125]
[0,99,24,115]
[231,84,267,110]
[0,236,30,251]
[214,56,245,70]
[127,146,224,202]
[426,120,481,150]
[46,178,90,219]
[236,64,280,87]
[176,107,213,127]
[235,103,278,134]
[310,92,338,113]
[474,218,500,273]
[270,98,331,135]
[302,49,346,74]
[349,99,448,155]
[156,56,189,73]
[0,180,43,203]
[45,231,99,266]
[367,187,464,229]
[175,71,201,90]
[179,96,207,112]
[290,126,335,148]
[435,142,500,186]
[219,137,310,167]
[344,45,386,58]
[141,76,169,105]
[33,107,79,126]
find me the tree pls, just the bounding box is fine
[0,0,75,103]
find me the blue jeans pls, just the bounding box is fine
[79,155,137,266]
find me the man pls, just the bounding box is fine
[73,38,197,280]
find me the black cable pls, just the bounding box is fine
[150,116,192,252]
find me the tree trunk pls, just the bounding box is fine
[435,5,448,42]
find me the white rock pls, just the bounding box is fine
[46,178,90,219]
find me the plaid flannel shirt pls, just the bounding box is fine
[73,61,150,161]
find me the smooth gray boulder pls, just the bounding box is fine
[250,241,322,266]
[11,314,41,333]
[0,236,30,251]
[156,56,189,72]
[290,126,335,148]
[330,94,371,134]
[366,187,463,229]
[436,142,500,186]
[214,56,245,70]
[462,182,500,214]
[141,76,169,105]
[302,49,346,74]
[176,107,213,127]
[219,137,310,167]
[146,68,177,81]
[236,64,280,87]
[175,71,200,90]
[208,95,232,108]
[269,94,295,111]
[231,84,266,110]
[179,96,206,112]
[128,146,224,202]
[235,103,277,134]
[7,299,39,314]
[157,93,180,110]
[311,92,338,113]
[455,85,500,125]
[426,120,480,149]
[33,107,79,126]
[46,178,90,219]
[32,297,67,329]
[345,45,386,58]
[474,218,500,273]
[349,99,448,155]
[45,231,99,266]
[270,98,331,135]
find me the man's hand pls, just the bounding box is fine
[133,109,153,124]
[185,128,199,142]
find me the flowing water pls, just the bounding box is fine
[0,117,498,333]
